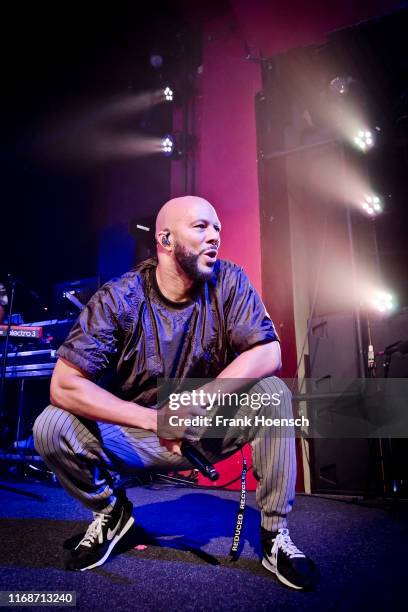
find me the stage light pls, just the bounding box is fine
[353,128,374,151]
[160,132,194,159]
[161,135,174,156]
[163,86,174,102]
[361,194,383,216]
[370,290,395,313]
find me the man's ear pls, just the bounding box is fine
[158,231,171,247]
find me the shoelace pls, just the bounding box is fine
[79,513,110,548]
[272,529,305,559]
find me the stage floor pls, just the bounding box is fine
[1,480,407,611]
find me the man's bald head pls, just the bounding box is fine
[155,195,221,282]
[155,196,217,236]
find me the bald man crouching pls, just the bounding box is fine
[33,196,318,590]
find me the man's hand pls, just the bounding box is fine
[158,438,182,455]
[156,391,209,455]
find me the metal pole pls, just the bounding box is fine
[0,280,16,419]
[341,146,366,379]
[345,206,366,378]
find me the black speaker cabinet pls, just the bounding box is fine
[307,311,408,495]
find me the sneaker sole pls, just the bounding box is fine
[79,514,135,571]
[262,556,303,590]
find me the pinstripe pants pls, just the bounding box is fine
[33,376,296,532]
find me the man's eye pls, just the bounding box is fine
[195,224,205,228]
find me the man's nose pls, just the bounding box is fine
[206,228,220,246]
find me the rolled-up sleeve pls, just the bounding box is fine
[224,266,279,354]
[57,285,124,380]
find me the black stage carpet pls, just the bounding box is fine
[1,481,407,611]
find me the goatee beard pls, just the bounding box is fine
[173,242,214,282]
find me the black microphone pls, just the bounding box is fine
[6,274,41,303]
[180,440,219,481]
[376,340,408,357]
[383,340,408,356]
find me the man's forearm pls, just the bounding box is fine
[51,374,157,432]
[219,341,281,379]
[199,341,281,398]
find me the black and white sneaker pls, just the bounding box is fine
[261,527,319,590]
[65,498,135,571]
